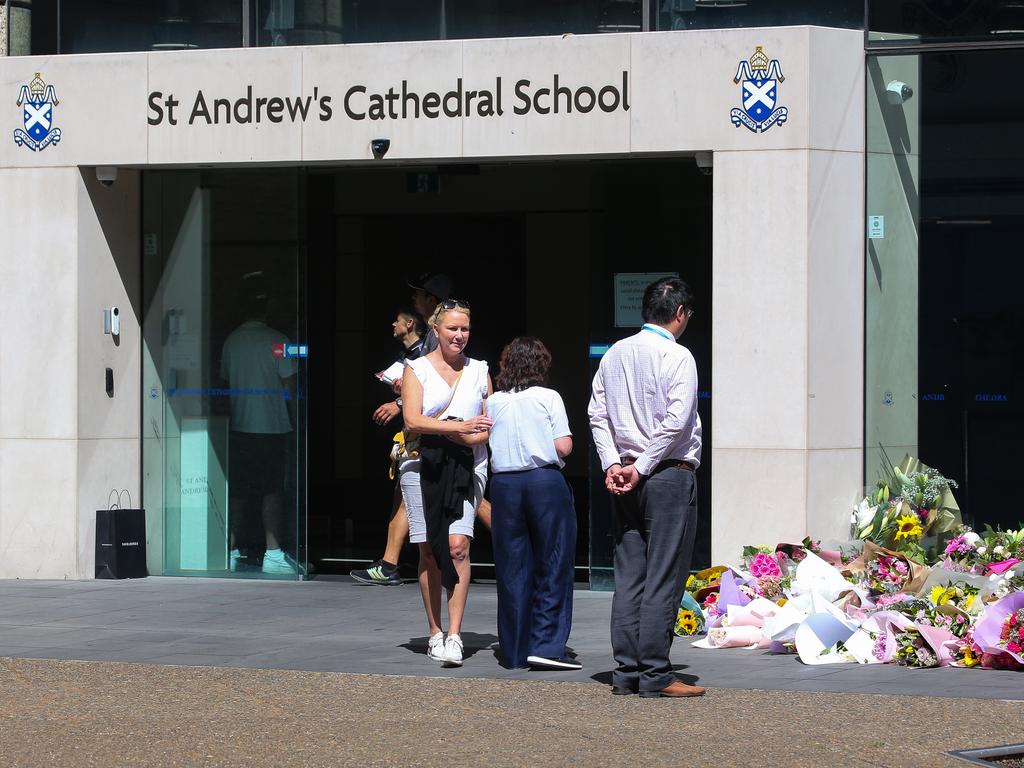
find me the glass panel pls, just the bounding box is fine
[585,163,713,588]
[255,0,643,46]
[60,0,242,54]
[869,0,1024,46]
[447,0,642,38]
[865,53,921,476]
[257,0,441,45]
[143,169,307,578]
[866,49,1024,530]
[657,0,861,32]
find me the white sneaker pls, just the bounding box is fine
[442,633,464,667]
[427,631,446,662]
[262,548,298,575]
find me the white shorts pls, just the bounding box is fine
[400,457,483,543]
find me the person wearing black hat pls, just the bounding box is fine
[352,273,454,586]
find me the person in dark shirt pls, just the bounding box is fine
[351,274,450,586]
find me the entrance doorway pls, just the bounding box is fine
[140,158,712,583]
[305,159,713,582]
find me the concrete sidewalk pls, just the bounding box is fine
[0,575,1022,700]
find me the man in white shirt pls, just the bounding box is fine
[220,273,298,575]
[588,276,705,698]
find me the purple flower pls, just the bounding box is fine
[872,634,888,661]
[944,535,972,557]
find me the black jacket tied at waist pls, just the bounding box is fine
[418,435,476,592]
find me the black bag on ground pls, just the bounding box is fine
[96,490,148,579]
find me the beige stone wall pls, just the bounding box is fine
[0,167,141,579]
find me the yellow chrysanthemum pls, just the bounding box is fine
[962,646,979,668]
[894,514,924,541]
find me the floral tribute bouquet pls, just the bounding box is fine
[674,591,705,637]
[929,582,981,615]
[998,608,1024,656]
[683,566,729,621]
[946,629,982,668]
[942,526,1024,576]
[741,547,793,603]
[775,537,843,567]
[892,628,942,668]
[681,456,1024,674]
[852,451,961,563]
[973,592,1024,669]
[675,567,727,636]
[844,541,930,596]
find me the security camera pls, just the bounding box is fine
[370,139,391,160]
[96,166,118,187]
[885,80,913,105]
[694,151,713,176]
[103,306,120,336]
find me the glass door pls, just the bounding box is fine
[142,169,307,579]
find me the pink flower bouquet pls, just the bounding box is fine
[973,591,1024,665]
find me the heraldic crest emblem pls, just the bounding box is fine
[14,72,62,151]
[731,46,788,133]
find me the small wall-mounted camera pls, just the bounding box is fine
[95,166,118,187]
[103,307,121,336]
[694,151,713,176]
[885,80,914,105]
[370,139,391,160]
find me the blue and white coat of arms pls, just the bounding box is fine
[14,72,61,151]
[731,46,788,133]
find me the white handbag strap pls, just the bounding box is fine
[436,368,465,420]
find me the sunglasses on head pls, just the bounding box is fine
[439,298,471,311]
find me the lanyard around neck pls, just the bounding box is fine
[641,324,674,342]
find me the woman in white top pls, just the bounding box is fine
[400,299,492,667]
[487,337,579,670]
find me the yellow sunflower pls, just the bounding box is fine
[894,514,924,541]
[675,609,699,636]
[962,646,980,668]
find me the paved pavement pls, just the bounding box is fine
[0,575,1022,699]
[1,658,1023,768]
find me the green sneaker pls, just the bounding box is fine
[350,560,402,586]
[261,548,298,575]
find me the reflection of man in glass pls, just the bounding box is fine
[220,271,297,575]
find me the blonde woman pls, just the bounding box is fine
[400,299,492,667]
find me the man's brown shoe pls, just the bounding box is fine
[639,681,706,698]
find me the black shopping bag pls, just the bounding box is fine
[95,490,148,579]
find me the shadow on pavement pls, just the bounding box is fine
[401,632,498,661]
